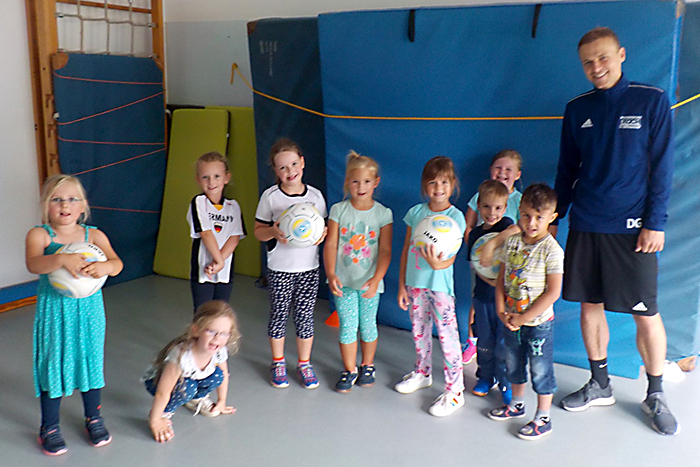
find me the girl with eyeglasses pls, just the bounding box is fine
[143,300,241,443]
[26,174,123,455]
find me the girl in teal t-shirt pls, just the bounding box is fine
[324,151,393,393]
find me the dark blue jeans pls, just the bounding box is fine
[145,366,224,414]
[503,319,556,395]
[473,296,510,390]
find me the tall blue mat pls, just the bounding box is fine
[52,53,166,284]
[248,18,329,298]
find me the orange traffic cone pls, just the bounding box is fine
[325,311,339,327]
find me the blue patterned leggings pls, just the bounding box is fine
[145,366,224,414]
[335,287,380,344]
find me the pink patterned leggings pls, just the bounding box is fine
[407,286,464,394]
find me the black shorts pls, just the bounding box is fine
[563,230,658,316]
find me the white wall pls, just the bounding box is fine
[0,1,41,289]
[162,0,568,22]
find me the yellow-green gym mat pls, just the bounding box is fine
[153,109,230,279]
[208,106,261,278]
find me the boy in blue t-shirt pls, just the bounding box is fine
[467,180,513,404]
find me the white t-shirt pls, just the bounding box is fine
[142,343,228,381]
[255,184,327,272]
[186,194,246,283]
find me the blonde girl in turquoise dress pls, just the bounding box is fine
[25,175,122,456]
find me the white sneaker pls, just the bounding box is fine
[184,394,220,417]
[394,371,433,394]
[429,391,465,417]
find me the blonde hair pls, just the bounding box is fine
[491,149,523,172]
[149,300,241,389]
[269,138,303,183]
[421,156,460,200]
[196,151,229,174]
[40,174,90,225]
[343,150,379,197]
[477,179,509,204]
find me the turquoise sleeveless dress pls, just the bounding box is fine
[33,224,106,398]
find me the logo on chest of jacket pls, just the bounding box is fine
[619,116,642,130]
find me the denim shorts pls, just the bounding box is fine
[503,319,556,395]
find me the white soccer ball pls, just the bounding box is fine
[411,214,464,259]
[48,242,108,298]
[278,202,325,248]
[470,231,505,280]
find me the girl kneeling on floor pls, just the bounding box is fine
[144,300,241,442]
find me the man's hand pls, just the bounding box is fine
[635,228,664,253]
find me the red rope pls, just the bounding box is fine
[91,206,160,214]
[53,71,162,86]
[57,91,165,126]
[71,147,165,176]
[58,135,164,146]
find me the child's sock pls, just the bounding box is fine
[590,358,610,388]
[511,396,525,411]
[534,409,550,425]
[646,373,663,397]
[272,357,285,364]
[298,359,310,367]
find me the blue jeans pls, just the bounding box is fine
[472,296,510,390]
[503,319,556,395]
[145,366,224,414]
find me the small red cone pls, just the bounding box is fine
[325,311,339,327]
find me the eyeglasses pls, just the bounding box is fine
[204,329,232,340]
[50,197,83,205]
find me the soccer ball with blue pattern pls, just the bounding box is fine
[278,203,325,248]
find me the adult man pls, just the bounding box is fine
[553,27,678,435]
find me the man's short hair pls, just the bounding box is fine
[478,179,509,204]
[578,27,620,50]
[521,183,557,212]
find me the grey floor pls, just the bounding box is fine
[0,274,697,467]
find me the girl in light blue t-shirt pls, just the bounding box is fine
[395,156,466,418]
[324,151,393,393]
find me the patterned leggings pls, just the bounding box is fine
[335,287,380,344]
[407,286,464,394]
[145,367,224,414]
[267,268,319,339]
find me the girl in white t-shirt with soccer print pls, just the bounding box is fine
[324,151,393,392]
[254,138,327,389]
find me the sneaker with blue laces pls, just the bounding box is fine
[641,392,680,435]
[488,404,526,421]
[335,370,358,393]
[297,363,320,389]
[517,419,552,440]
[85,417,112,447]
[472,378,496,396]
[38,425,68,456]
[462,341,477,365]
[270,361,289,388]
[357,365,376,386]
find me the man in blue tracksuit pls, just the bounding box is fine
[553,27,678,435]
